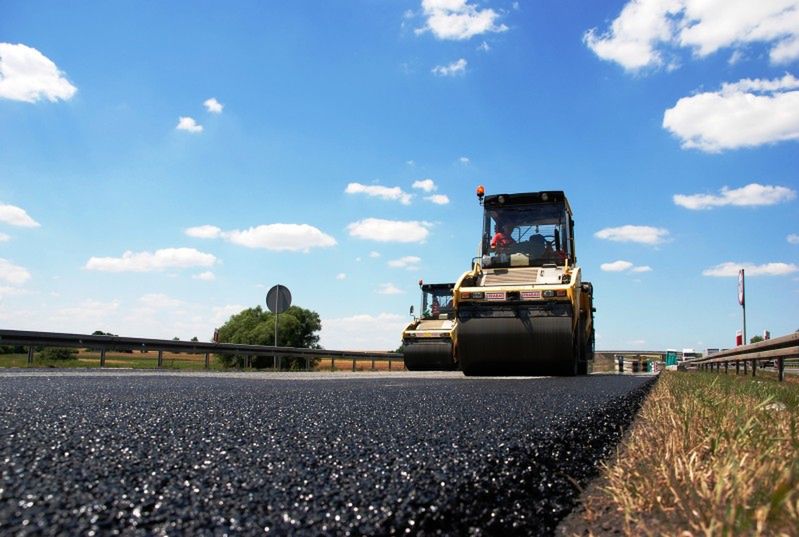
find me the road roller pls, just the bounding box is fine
[402,281,458,371]
[454,186,595,376]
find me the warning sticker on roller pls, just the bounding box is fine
[485,292,506,301]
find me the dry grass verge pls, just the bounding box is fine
[562,371,799,536]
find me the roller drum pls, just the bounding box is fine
[458,310,575,376]
[403,341,455,371]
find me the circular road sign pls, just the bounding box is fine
[266,284,292,314]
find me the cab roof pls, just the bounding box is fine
[420,283,455,292]
[483,191,572,214]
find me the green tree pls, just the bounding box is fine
[215,305,322,369]
[750,335,764,344]
[190,336,199,342]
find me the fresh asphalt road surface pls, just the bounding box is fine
[0,371,655,535]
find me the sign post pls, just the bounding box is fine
[266,284,292,370]
[738,269,746,346]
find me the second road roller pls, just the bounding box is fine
[453,186,595,376]
[402,281,458,371]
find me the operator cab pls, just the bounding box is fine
[479,191,575,269]
[419,282,455,320]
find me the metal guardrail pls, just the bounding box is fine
[685,332,799,382]
[0,329,404,372]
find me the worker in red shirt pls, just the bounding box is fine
[491,221,515,249]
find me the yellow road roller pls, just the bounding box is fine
[402,281,458,371]
[454,186,595,376]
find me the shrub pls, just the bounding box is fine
[39,347,78,361]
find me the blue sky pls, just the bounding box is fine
[1,0,797,351]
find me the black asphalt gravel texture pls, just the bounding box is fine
[0,373,655,535]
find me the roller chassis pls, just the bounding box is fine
[456,272,594,376]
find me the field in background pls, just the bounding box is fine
[2,351,618,372]
[0,351,403,371]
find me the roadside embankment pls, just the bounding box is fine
[560,371,799,536]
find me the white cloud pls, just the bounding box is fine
[788,233,799,244]
[584,0,799,71]
[601,260,634,272]
[187,223,336,252]
[369,251,381,258]
[0,203,40,227]
[594,225,670,245]
[377,283,405,295]
[139,293,183,309]
[406,160,416,167]
[85,248,217,272]
[347,218,432,243]
[224,224,337,252]
[601,260,653,273]
[412,178,437,192]
[388,256,422,270]
[0,43,77,102]
[0,286,27,299]
[52,299,120,325]
[320,312,407,351]
[478,41,491,52]
[703,262,799,277]
[0,233,9,242]
[204,97,223,113]
[185,224,223,239]
[417,0,508,41]
[176,116,203,133]
[336,273,347,280]
[193,271,216,281]
[663,75,799,152]
[0,258,31,285]
[425,194,450,205]
[674,183,797,209]
[345,182,412,204]
[211,304,246,325]
[432,58,468,76]
[459,156,470,164]
[722,74,799,94]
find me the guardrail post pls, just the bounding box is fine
[778,358,784,382]
[752,359,756,377]
[205,353,210,369]
[743,361,748,374]
[371,358,376,371]
[331,357,335,371]
[352,358,356,372]
[736,361,740,375]
[27,346,34,366]
[100,348,106,368]
[157,350,163,368]
[305,356,310,371]
[389,357,392,371]
[724,362,728,374]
